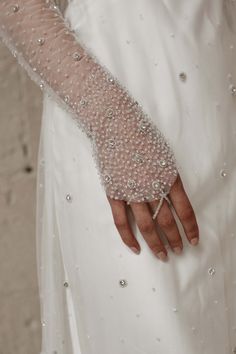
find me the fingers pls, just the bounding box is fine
[149,199,183,254]
[107,196,141,254]
[130,202,168,261]
[169,175,200,246]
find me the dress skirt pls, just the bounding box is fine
[36,0,236,353]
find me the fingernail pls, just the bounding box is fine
[190,237,199,246]
[130,247,140,254]
[173,247,182,254]
[157,251,168,261]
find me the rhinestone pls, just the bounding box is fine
[79,99,87,106]
[229,84,236,96]
[220,169,227,177]
[63,281,69,287]
[12,4,19,12]
[179,72,187,82]
[64,95,69,103]
[39,82,44,89]
[41,321,46,327]
[72,52,82,61]
[139,121,149,132]
[105,107,114,118]
[37,38,45,46]
[208,267,215,276]
[132,153,144,164]
[66,194,72,202]
[119,279,128,287]
[108,138,116,148]
[159,159,167,167]
[104,174,111,183]
[127,179,136,189]
[108,77,115,84]
[152,180,160,190]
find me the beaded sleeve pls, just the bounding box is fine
[0,0,178,210]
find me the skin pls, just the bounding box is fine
[107,174,199,261]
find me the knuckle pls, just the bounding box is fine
[139,221,154,234]
[158,214,174,229]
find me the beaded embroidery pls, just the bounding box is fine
[0,0,178,213]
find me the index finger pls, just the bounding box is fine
[168,175,199,246]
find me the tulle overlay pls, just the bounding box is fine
[36,0,236,353]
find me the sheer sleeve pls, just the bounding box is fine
[0,0,178,213]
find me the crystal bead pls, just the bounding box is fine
[72,52,82,61]
[127,179,136,189]
[220,169,227,177]
[208,267,215,276]
[105,107,114,118]
[39,82,44,89]
[63,281,69,287]
[132,153,144,164]
[37,37,45,46]
[79,98,88,107]
[104,174,111,183]
[179,72,187,82]
[108,138,116,148]
[159,159,167,167]
[66,194,72,202]
[229,84,236,96]
[108,77,115,84]
[12,4,19,12]
[139,121,149,132]
[64,95,69,103]
[119,279,128,287]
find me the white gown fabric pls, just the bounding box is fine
[37,0,236,353]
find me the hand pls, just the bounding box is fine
[107,174,199,261]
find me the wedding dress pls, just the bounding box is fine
[1,0,236,353]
